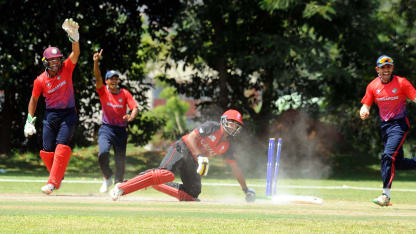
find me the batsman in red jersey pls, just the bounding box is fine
[24,19,80,195]
[360,55,416,206]
[109,109,256,202]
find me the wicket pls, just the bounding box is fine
[266,137,282,196]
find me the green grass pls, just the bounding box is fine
[2,145,416,233]
[1,175,416,233]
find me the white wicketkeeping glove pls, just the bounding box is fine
[196,155,209,176]
[24,114,37,137]
[62,18,79,42]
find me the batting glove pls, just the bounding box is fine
[196,155,209,176]
[62,18,79,42]
[24,114,37,137]
[244,187,256,203]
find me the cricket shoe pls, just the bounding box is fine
[372,194,391,207]
[109,183,124,201]
[99,177,113,193]
[41,184,55,195]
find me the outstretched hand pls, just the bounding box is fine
[93,49,103,62]
[62,18,80,42]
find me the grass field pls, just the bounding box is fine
[1,173,416,233]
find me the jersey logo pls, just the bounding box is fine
[208,135,216,142]
[47,83,51,87]
[57,76,61,80]
[392,88,397,94]
[376,89,381,94]
[119,98,123,103]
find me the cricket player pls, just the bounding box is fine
[24,19,80,195]
[360,55,416,206]
[109,109,256,202]
[93,49,138,192]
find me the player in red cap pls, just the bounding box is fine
[24,18,80,195]
[360,55,416,206]
[109,109,256,202]
[93,49,138,193]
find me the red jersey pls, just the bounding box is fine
[182,121,235,161]
[361,75,416,121]
[32,58,76,109]
[97,86,137,127]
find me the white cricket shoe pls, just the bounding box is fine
[41,184,55,195]
[109,183,124,201]
[372,194,391,206]
[99,177,113,193]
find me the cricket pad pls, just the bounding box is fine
[119,169,174,195]
[48,144,71,189]
[40,150,54,172]
[152,184,198,201]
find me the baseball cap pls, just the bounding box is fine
[43,47,63,60]
[105,70,120,80]
[376,55,394,67]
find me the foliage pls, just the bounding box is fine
[159,0,385,161]
[145,82,190,140]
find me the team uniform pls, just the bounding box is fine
[109,109,255,202]
[156,121,236,199]
[32,57,78,189]
[97,85,137,184]
[361,75,416,189]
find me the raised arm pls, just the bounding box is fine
[62,18,80,64]
[69,41,80,65]
[93,49,104,90]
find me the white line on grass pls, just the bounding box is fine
[1,178,416,192]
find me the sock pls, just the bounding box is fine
[383,188,390,198]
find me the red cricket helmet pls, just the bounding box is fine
[221,109,243,136]
[43,47,63,60]
[42,47,63,71]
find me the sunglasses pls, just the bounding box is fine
[378,57,393,64]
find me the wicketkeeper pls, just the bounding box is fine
[24,18,80,195]
[109,109,256,202]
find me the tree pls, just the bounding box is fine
[160,0,382,154]
[146,83,190,140]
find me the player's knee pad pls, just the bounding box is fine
[40,150,54,172]
[152,184,198,201]
[118,169,174,195]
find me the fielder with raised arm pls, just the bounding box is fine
[24,19,80,195]
[360,55,416,206]
[93,49,138,193]
[109,109,256,202]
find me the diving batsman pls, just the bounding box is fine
[109,109,256,202]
